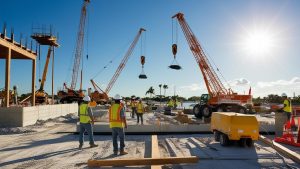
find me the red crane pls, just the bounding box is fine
[90,28,146,104]
[171,13,252,118]
[58,0,90,103]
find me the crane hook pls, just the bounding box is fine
[139,55,147,79]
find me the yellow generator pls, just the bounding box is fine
[211,112,259,147]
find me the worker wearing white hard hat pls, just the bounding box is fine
[109,94,128,155]
[281,93,292,121]
[78,96,98,149]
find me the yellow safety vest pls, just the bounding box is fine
[167,100,174,107]
[137,103,144,113]
[109,104,124,128]
[79,103,91,123]
[283,99,292,113]
[131,101,137,108]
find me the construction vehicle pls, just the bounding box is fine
[35,47,53,103]
[90,79,109,104]
[211,112,259,147]
[90,28,146,104]
[171,13,252,118]
[57,0,90,103]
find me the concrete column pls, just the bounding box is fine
[32,59,36,106]
[51,46,54,104]
[5,48,11,107]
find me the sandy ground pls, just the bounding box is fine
[0,112,299,169]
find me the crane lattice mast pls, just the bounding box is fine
[70,0,90,90]
[105,28,146,94]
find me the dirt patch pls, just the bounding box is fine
[0,113,78,135]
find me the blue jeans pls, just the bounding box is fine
[79,123,95,145]
[131,107,137,118]
[112,127,125,152]
[137,113,143,124]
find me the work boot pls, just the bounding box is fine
[79,144,83,150]
[119,150,128,155]
[90,144,98,148]
[113,151,118,155]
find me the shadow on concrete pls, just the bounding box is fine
[0,147,79,167]
[0,134,77,152]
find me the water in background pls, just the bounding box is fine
[182,101,198,108]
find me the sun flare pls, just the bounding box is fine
[242,29,276,56]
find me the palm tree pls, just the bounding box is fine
[159,84,162,96]
[159,84,162,104]
[163,84,168,96]
[145,86,155,98]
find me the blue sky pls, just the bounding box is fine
[0,0,300,98]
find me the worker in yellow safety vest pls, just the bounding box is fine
[281,93,292,121]
[136,99,145,125]
[109,94,128,155]
[130,97,137,118]
[78,96,98,150]
[167,99,174,108]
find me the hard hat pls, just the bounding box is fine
[281,93,287,97]
[83,96,91,102]
[113,94,122,100]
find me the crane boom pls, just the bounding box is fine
[105,28,146,94]
[39,46,52,91]
[90,79,106,93]
[70,0,90,90]
[172,13,227,97]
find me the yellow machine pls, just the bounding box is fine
[210,112,259,147]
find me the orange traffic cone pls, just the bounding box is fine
[285,121,291,131]
[291,115,296,127]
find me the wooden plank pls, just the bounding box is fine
[165,138,184,157]
[259,135,300,164]
[189,137,214,158]
[88,156,199,167]
[151,135,162,169]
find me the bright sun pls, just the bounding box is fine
[242,29,276,56]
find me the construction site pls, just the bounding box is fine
[1,0,300,168]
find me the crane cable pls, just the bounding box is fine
[203,47,232,90]
[91,40,132,80]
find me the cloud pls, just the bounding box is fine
[257,77,300,88]
[227,78,250,87]
[253,77,300,97]
[235,78,250,86]
[179,83,204,92]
